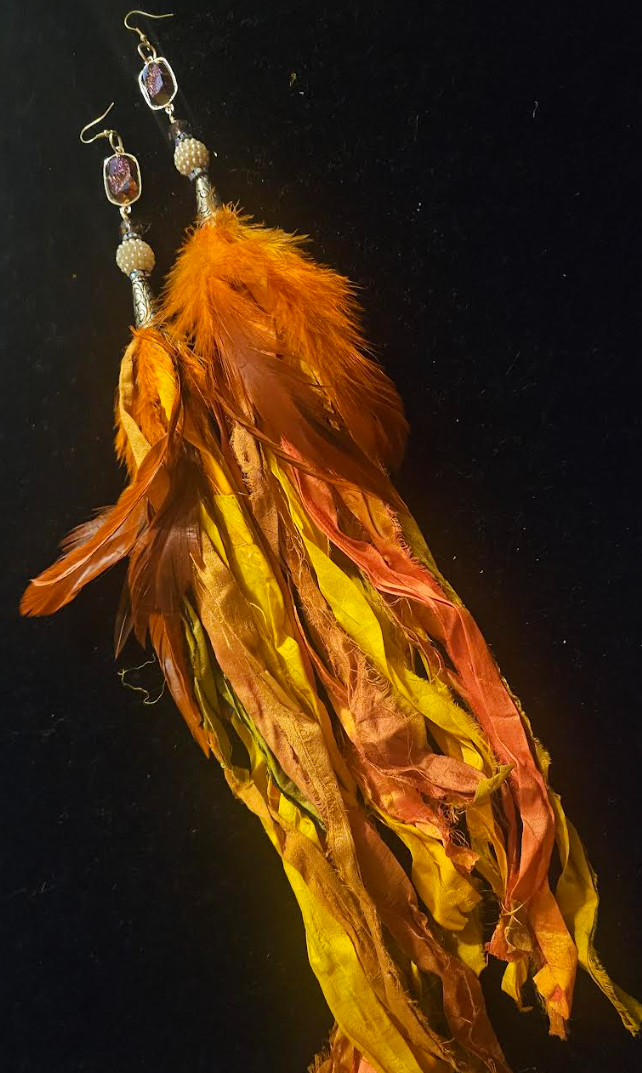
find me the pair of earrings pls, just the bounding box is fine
[79,10,216,330]
[23,11,642,1073]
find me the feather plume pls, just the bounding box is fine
[158,205,408,503]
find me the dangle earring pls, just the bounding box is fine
[78,103,156,327]
[124,10,219,220]
[23,16,641,1073]
[22,103,212,752]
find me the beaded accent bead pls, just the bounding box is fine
[168,118,192,145]
[119,214,150,239]
[115,238,155,276]
[174,137,210,176]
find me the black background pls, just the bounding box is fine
[2,2,641,1071]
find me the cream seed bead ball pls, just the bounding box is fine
[115,238,156,277]
[174,137,210,176]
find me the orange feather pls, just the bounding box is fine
[159,205,408,478]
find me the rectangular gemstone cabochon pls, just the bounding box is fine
[141,59,177,108]
[103,154,141,206]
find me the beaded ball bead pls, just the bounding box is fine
[115,238,156,276]
[174,137,210,176]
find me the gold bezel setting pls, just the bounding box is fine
[102,153,142,207]
[138,57,178,110]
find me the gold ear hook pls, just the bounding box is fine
[79,103,124,154]
[123,10,174,61]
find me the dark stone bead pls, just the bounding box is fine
[143,59,176,107]
[105,154,140,205]
[119,214,150,239]
[168,118,192,144]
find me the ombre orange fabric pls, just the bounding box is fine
[289,465,577,1031]
[22,204,641,1072]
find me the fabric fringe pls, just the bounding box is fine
[21,205,641,1073]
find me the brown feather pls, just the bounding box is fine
[148,613,209,755]
[20,435,168,617]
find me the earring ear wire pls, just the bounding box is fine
[123,10,174,61]
[79,102,124,153]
